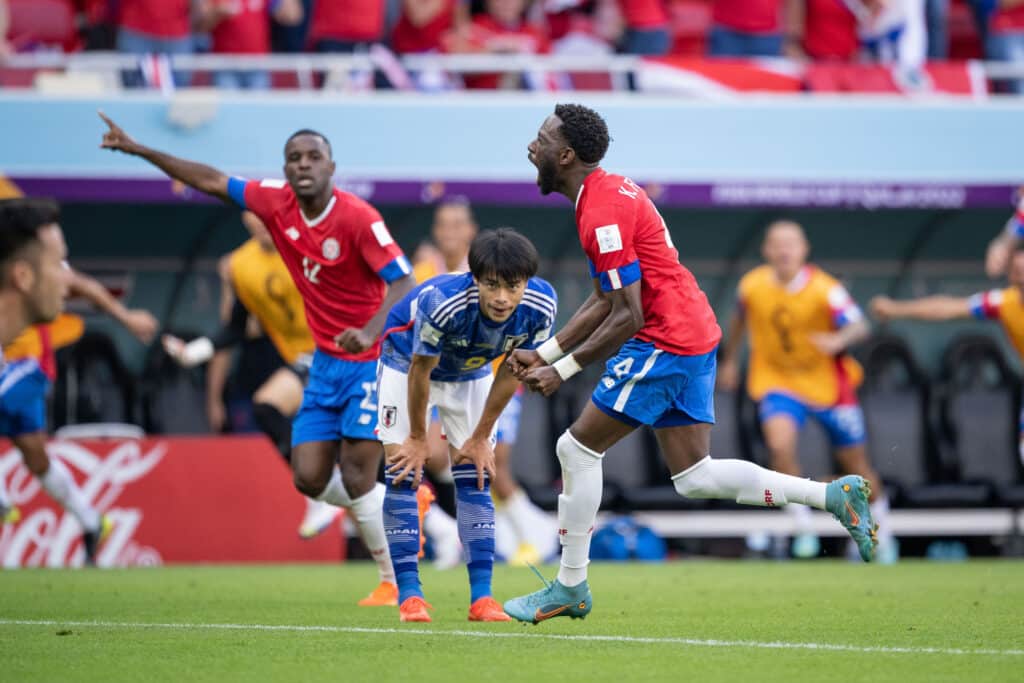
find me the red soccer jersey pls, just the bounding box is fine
[119,0,191,39]
[711,0,781,34]
[233,178,411,361]
[576,168,721,356]
[308,0,386,43]
[210,0,271,54]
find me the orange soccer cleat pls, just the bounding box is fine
[399,596,433,623]
[415,484,435,559]
[468,596,512,622]
[357,581,399,607]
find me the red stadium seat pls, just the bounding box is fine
[6,0,78,51]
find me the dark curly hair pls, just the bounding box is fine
[554,104,610,164]
[0,197,60,268]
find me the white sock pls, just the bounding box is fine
[503,488,535,545]
[871,495,892,542]
[349,483,396,584]
[672,457,828,510]
[787,503,814,534]
[554,431,604,588]
[314,467,352,507]
[40,457,100,532]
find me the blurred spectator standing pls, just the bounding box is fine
[784,0,858,61]
[856,0,927,80]
[308,0,387,51]
[443,0,551,89]
[391,0,461,53]
[617,0,670,54]
[197,0,303,89]
[1,0,11,56]
[982,0,1024,93]
[271,0,313,51]
[708,0,784,56]
[926,0,949,57]
[117,0,196,87]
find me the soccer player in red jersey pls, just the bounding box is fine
[98,114,416,605]
[503,104,878,624]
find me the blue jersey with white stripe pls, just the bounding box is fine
[381,273,557,382]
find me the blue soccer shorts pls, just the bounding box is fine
[758,391,866,448]
[292,350,379,446]
[591,339,716,429]
[0,359,50,437]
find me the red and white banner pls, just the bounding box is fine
[0,436,345,567]
[637,57,988,97]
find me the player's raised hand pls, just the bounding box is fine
[455,436,497,491]
[98,111,140,155]
[387,435,430,488]
[124,309,159,344]
[335,327,374,354]
[523,365,563,397]
[506,348,544,379]
[869,295,895,322]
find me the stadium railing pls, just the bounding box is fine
[3,52,1024,93]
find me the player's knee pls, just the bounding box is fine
[672,456,715,499]
[292,464,328,498]
[555,430,603,473]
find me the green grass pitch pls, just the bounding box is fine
[1,561,1021,682]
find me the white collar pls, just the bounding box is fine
[575,183,585,210]
[301,195,337,228]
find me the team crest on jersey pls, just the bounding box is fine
[285,227,300,241]
[502,334,529,352]
[382,405,398,428]
[322,238,340,260]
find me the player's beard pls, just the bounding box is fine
[536,157,558,196]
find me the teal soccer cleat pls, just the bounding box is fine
[503,570,593,624]
[826,475,877,562]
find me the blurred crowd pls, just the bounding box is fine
[2,0,1023,89]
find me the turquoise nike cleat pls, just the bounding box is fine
[503,569,592,624]
[825,475,877,562]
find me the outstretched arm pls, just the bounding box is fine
[68,269,158,344]
[98,112,231,201]
[870,295,973,322]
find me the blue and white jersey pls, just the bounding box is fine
[381,273,557,382]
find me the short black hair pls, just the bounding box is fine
[469,228,538,284]
[554,104,610,164]
[0,197,60,267]
[285,129,332,159]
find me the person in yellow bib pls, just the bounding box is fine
[871,247,1024,469]
[719,220,894,562]
[161,211,398,606]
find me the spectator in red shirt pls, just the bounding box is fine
[708,0,785,56]
[308,0,387,51]
[783,0,858,61]
[444,0,550,89]
[116,0,195,86]
[1,0,12,56]
[198,0,303,89]
[392,0,463,54]
[617,0,670,54]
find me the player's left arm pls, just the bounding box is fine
[68,269,157,344]
[809,284,871,356]
[985,188,1024,277]
[336,210,416,353]
[524,282,642,397]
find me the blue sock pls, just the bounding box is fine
[383,473,422,604]
[453,463,495,604]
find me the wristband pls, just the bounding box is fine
[536,337,565,363]
[552,354,582,381]
[180,337,215,367]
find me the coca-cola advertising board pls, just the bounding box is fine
[0,436,345,567]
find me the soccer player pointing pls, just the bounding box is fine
[503,104,878,624]
[99,113,416,600]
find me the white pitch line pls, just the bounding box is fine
[0,619,1021,658]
